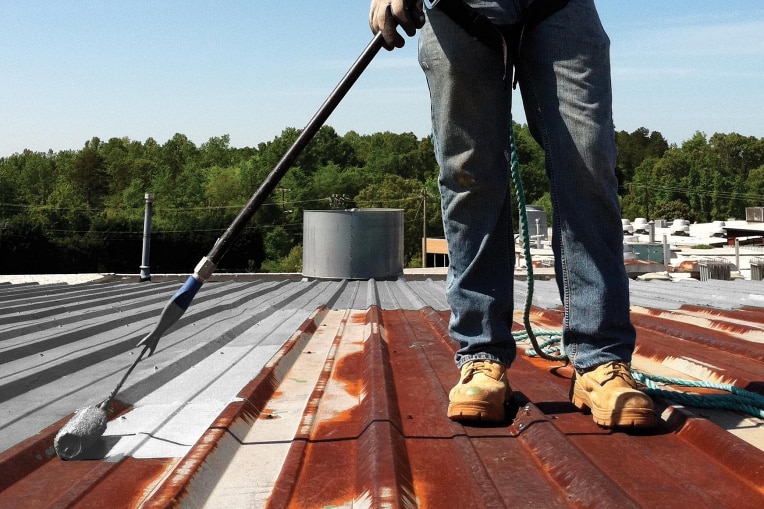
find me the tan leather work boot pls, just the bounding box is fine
[571,361,656,428]
[447,360,511,422]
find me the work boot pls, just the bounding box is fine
[570,360,656,428]
[447,360,511,422]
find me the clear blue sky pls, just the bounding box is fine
[2,1,763,156]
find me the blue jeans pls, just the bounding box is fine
[420,0,636,372]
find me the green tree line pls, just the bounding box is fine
[1,125,763,274]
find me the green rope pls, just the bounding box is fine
[518,331,764,419]
[509,124,764,420]
[510,127,566,363]
[633,370,764,419]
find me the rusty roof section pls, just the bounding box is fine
[1,276,763,508]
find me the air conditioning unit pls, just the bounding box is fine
[699,259,731,281]
[746,207,764,222]
[751,258,764,281]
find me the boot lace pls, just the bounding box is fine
[599,361,637,388]
[462,360,502,382]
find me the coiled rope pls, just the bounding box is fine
[508,127,764,420]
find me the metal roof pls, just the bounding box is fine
[1,274,763,508]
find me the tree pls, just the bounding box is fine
[161,133,198,178]
[263,226,293,262]
[352,131,429,181]
[199,134,235,169]
[652,200,692,222]
[512,123,548,205]
[621,157,659,220]
[204,165,245,208]
[745,165,764,206]
[71,138,108,208]
[615,127,669,190]
[5,124,761,274]
[101,137,132,195]
[311,162,366,207]
[355,174,425,265]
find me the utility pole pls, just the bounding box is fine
[0,221,8,257]
[278,187,290,226]
[421,187,428,268]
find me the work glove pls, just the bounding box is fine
[369,0,425,50]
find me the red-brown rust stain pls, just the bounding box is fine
[497,344,764,507]
[259,408,282,419]
[0,455,174,509]
[73,458,176,509]
[740,305,764,323]
[271,308,420,508]
[518,307,565,332]
[0,416,69,494]
[0,458,111,508]
[0,400,134,497]
[282,439,358,508]
[631,312,764,363]
[331,350,365,401]
[210,400,251,429]
[309,350,371,440]
[632,331,764,391]
[143,428,228,508]
[276,425,419,508]
[680,304,764,324]
[400,306,764,506]
[207,304,764,507]
[637,306,764,337]
[304,319,366,439]
[663,405,764,495]
[201,304,764,507]
[677,260,700,272]
[306,307,391,440]
[382,309,468,438]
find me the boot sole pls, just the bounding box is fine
[447,402,505,422]
[571,390,657,428]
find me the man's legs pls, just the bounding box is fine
[420,7,517,370]
[516,0,632,370]
[419,6,516,421]
[515,0,654,427]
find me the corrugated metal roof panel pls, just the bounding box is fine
[1,276,763,508]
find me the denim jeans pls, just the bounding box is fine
[419,0,636,371]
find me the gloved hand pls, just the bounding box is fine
[369,0,425,50]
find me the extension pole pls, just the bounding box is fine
[54,33,389,461]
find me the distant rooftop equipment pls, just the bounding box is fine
[633,217,649,234]
[670,218,690,236]
[712,220,726,237]
[751,257,764,281]
[746,207,764,222]
[525,205,548,240]
[699,258,731,281]
[302,209,404,279]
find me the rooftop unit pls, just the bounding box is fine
[746,207,764,222]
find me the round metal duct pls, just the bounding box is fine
[302,209,404,279]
